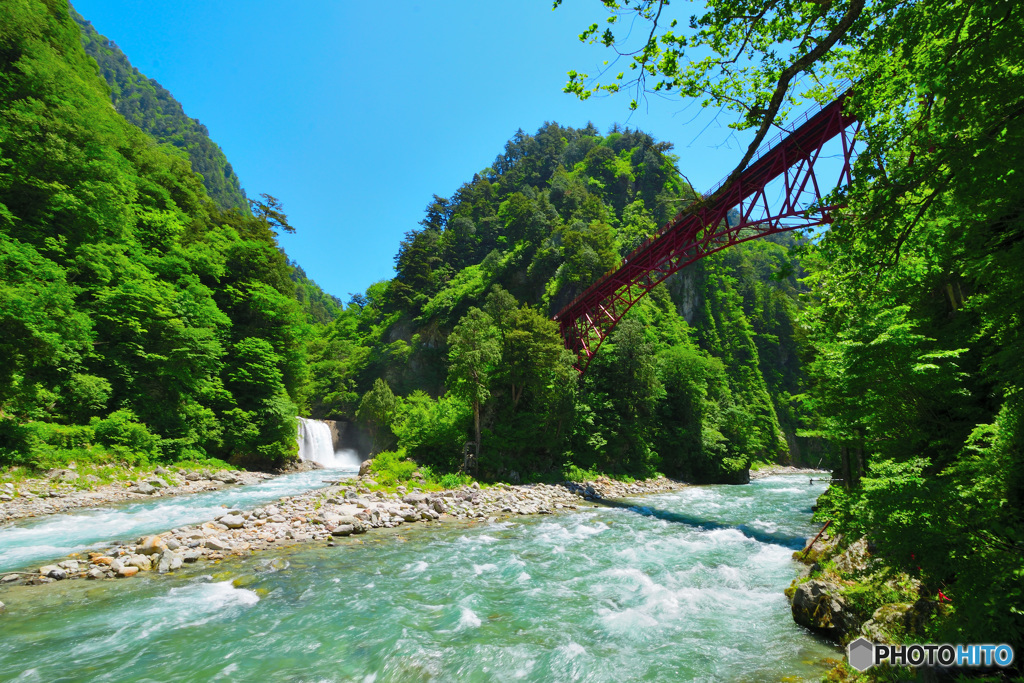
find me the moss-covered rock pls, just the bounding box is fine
[790,578,862,641]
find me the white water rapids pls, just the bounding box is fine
[0,476,839,681]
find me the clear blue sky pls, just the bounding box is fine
[72,1,758,302]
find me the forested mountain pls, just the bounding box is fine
[305,122,818,483]
[71,9,247,212]
[0,1,317,469]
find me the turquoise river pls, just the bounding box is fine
[0,475,837,681]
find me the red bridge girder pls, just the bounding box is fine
[554,90,860,372]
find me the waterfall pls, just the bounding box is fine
[296,417,362,470]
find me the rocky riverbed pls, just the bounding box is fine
[0,474,686,588]
[0,467,275,523]
[750,465,829,480]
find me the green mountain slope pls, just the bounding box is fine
[311,122,818,482]
[71,8,248,212]
[0,0,314,470]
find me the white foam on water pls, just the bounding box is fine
[316,449,363,470]
[404,561,429,574]
[703,527,751,545]
[747,518,779,533]
[614,546,639,562]
[715,565,744,588]
[600,566,656,592]
[516,572,531,583]
[68,581,260,659]
[597,605,660,634]
[456,607,481,630]
[557,641,586,659]
[473,563,498,575]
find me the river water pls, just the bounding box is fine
[0,475,836,681]
[0,469,353,574]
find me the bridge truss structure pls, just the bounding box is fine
[554,90,861,372]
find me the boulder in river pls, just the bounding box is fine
[219,514,245,529]
[157,551,183,574]
[136,536,167,556]
[791,579,860,640]
[358,459,373,477]
[212,471,238,484]
[117,566,139,578]
[335,515,366,533]
[331,524,354,537]
[127,555,152,571]
[205,538,232,552]
[38,565,66,581]
[86,568,105,580]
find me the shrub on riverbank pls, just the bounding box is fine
[368,449,418,486]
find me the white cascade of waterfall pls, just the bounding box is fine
[296,417,362,470]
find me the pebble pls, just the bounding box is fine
[136,536,166,556]
[219,514,245,529]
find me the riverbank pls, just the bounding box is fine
[750,464,830,480]
[0,473,687,587]
[0,466,277,524]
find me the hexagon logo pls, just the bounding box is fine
[848,637,876,672]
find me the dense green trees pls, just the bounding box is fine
[319,116,813,484]
[556,0,1024,651]
[0,0,319,469]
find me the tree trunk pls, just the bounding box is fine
[853,430,866,488]
[473,400,481,468]
[840,444,851,490]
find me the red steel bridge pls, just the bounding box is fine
[554,90,861,372]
